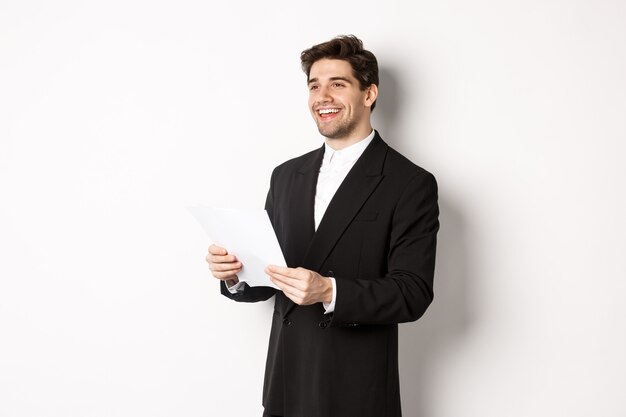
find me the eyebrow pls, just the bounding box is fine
[307,76,353,85]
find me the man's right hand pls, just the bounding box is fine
[206,244,243,286]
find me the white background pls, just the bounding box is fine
[1,1,625,416]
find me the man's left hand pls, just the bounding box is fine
[265,265,333,306]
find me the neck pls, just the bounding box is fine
[325,124,373,151]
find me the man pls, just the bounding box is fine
[206,35,439,417]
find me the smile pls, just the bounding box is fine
[317,108,341,120]
[318,108,340,115]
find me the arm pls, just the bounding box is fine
[219,280,277,303]
[265,171,439,325]
[207,172,279,303]
[206,244,277,303]
[331,172,439,325]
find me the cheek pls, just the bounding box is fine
[345,93,362,108]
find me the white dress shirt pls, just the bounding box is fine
[316,130,375,313]
[228,129,376,315]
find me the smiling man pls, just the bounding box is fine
[206,35,439,417]
[308,58,375,145]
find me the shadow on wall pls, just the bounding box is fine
[375,67,474,416]
[400,197,473,417]
[372,66,404,147]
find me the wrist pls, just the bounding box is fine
[225,277,240,288]
[323,277,333,304]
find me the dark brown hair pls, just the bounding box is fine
[301,35,379,111]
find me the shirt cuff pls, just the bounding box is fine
[225,279,245,294]
[322,277,336,314]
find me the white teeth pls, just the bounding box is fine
[319,108,339,115]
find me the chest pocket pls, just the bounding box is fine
[355,211,378,222]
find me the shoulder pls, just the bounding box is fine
[269,146,323,185]
[382,142,437,190]
[274,147,320,173]
[380,143,438,221]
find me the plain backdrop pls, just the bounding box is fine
[1,1,625,416]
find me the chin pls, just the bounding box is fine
[318,128,341,139]
[317,123,355,140]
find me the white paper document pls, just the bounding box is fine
[188,206,284,289]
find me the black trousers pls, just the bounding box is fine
[262,410,282,417]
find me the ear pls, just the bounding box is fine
[364,84,378,108]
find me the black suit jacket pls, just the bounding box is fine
[221,132,439,417]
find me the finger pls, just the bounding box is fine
[282,292,303,305]
[209,267,243,275]
[270,276,287,292]
[265,266,304,281]
[277,282,305,305]
[206,253,238,264]
[269,273,313,298]
[208,244,227,255]
[268,274,289,289]
[209,261,242,275]
[268,269,316,293]
[269,273,295,291]
[212,269,242,280]
[266,270,303,289]
[210,261,242,272]
[268,266,312,283]
[266,265,299,276]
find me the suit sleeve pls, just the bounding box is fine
[329,171,439,326]
[219,170,278,303]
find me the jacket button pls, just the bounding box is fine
[327,270,334,277]
[283,318,291,326]
[319,321,327,329]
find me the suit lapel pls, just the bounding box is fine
[278,144,324,315]
[285,144,325,266]
[303,133,388,272]
[282,133,388,318]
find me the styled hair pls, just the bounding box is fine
[300,35,379,111]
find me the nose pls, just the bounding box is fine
[316,85,333,104]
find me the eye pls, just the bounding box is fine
[309,84,319,91]
[332,82,345,88]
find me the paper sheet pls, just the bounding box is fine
[188,206,284,289]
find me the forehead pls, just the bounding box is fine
[309,59,356,81]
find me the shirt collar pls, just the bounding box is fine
[322,129,376,166]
